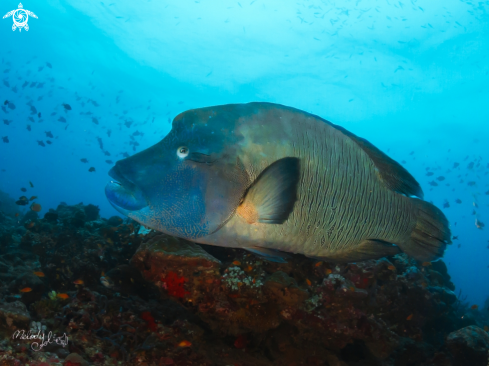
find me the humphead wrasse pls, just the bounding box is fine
[105,103,451,263]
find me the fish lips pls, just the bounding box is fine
[105,166,147,212]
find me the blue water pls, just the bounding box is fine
[1,0,488,308]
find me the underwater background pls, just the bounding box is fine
[1,1,489,365]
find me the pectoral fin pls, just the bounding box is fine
[237,157,300,225]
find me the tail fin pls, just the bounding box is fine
[399,199,451,261]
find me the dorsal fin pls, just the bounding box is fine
[333,124,423,199]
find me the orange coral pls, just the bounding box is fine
[161,271,189,298]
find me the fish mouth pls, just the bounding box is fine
[105,165,147,211]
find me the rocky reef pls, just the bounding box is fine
[0,199,488,365]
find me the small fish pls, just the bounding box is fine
[475,219,485,230]
[21,187,27,192]
[455,199,462,204]
[387,265,396,271]
[406,314,413,320]
[325,269,332,275]
[421,262,431,267]
[177,340,192,348]
[57,293,70,299]
[2,136,9,143]
[436,176,445,181]
[58,116,66,123]
[62,103,72,110]
[80,158,88,163]
[45,131,53,138]
[37,140,46,147]
[73,279,84,285]
[29,181,34,187]
[443,201,450,208]
[315,261,323,267]
[26,125,31,131]
[453,236,458,240]
[471,304,478,310]
[15,213,19,217]
[16,196,29,205]
[484,326,488,332]
[33,271,45,277]
[306,279,312,286]
[232,261,241,266]
[30,203,42,212]
[105,160,114,164]
[20,287,32,293]
[89,167,96,172]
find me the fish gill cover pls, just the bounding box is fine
[0,0,488,365]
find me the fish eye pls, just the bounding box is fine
[177,146,189,158]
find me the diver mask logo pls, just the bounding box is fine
[2,3,38,32]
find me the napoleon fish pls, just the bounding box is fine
[105,103,451,263]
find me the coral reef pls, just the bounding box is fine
[0,202,488,365]
[446,325,489,366]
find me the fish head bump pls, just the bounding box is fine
[105,106,248,240]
